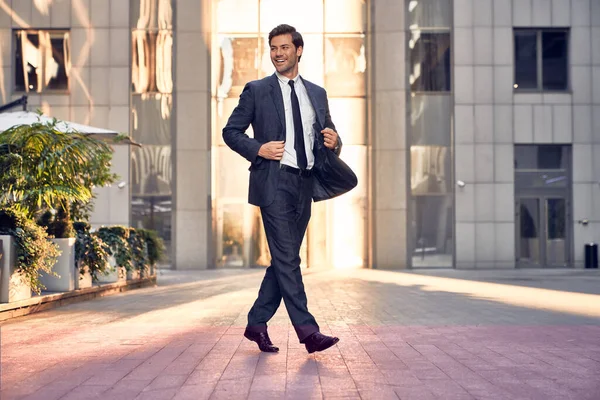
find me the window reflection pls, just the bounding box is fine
[216,0,259,33]
[411,94,451,146]
[328,98,366,145]
[259,0,323,33]
[514,31,538,90]
[132,30,173,94]
[411,146,451,195]
[213,0,368,269]
[15,30,70,92]
[514,145,569,170]
[325,35,366,97]
[131,145,172,197]
[410,195,453,267]
[409,31,451,92]
[131,0,173,30]
[131,0,173,262]
[217,36,259,99]
[542,31,568,91]
[408,0,452,28]
[329,145,367,269]
[131,93,172,144]
[325,0,366,33]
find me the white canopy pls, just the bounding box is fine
[0,111,119,135]
[0,111,140,146]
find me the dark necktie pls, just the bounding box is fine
[288,80,307,170]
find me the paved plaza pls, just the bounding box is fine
[1,267,600,400]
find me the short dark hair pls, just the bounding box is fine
[268,24,304,61]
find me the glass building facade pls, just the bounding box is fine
[2,0,597,270]
[211,0,368,269]
[130,0,174,261]
[408,0,454,268]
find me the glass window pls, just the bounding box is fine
[514,31,538,90]
[410,31,451,92]
[410,195,453,267]
[131,94,172,144]
[514,145,570,170]
[410,146,451,195]
[212,0,367,270]
[131,1,174,262]
[216,35,259,99]
[542,31,568,91]
[131,0,173,30]
[324,35,366,97]
[14,30,70,92]
[328,98,366,145]
[514,29,568,91]
[515,171,569,190]
[216,0,259,33]
[325,0,366,33]
[410,94,451,146]
[132,30,173,94]
[259,0,323,33]
[408,0,452,29]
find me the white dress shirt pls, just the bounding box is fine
[276,72,316,170]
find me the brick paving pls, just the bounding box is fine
[1,268,600,400]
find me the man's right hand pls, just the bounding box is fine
[258,141,285,160]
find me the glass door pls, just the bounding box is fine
[516,196,569,267]
[545,198,567,267]
[517,198,541,266]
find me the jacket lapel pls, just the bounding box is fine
[301,77,325,129]
[268,74,286,134]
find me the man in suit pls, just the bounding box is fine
[222,24,340,354]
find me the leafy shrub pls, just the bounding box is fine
[96,226,132,271]
[38,207,75,239]
[73,222,110,280]
[136,228,165,266]
[127,228,146,271]
[0,206,59,294]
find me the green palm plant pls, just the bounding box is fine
[0,118,118,218]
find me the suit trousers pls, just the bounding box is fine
[246,169,319,342]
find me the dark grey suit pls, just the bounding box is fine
[222,73,341,342]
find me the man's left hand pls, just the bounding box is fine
[321,128,338,150]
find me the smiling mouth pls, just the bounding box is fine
[275,59,285,65]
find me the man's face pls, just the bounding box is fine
[270,34,302,77]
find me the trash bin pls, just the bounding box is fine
[584,243,598,268]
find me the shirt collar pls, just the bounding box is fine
[276,72,301,86]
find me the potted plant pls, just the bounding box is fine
[95,226,131,283]
[0,120,117,218]
[73,222,110,288]
[0,116,123,292]
[0,207,59,301]
[37,207,77,292]
[127,228,146,280]
[137,228,165,277]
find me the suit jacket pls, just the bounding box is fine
[222,73,343,207]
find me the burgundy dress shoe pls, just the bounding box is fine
[244,329,279,353]
[303,332,339,354]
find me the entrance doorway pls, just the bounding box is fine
[516,196,569,267]
[514,145,572,268]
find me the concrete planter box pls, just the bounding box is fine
[127,269,141,280]
[75,263,93,290]
[96,256,126,284]
[140,265,153,278]
[0,235,32,303]
[40,238,76,292]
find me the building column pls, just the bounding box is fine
[173,0,212,269]
[370,0,408,269]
